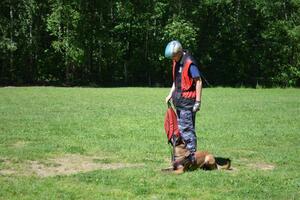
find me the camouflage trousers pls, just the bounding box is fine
[176,109,197,154]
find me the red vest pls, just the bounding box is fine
[172,56,196,99]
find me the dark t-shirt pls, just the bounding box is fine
[189,64,201,78]
[175,63,201,80]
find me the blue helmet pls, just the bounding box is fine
[164,40,183,59]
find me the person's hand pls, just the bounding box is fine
[193,101,201,112]
[165,94,172,104]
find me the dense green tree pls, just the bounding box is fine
[0,0,299,87]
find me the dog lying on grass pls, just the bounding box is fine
[163,142,231,174]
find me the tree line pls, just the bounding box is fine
[1,0,299,87]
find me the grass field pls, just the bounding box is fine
[0,87,299,200]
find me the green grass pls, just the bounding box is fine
[0,87,299,200]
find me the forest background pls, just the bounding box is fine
[1,0,300,87]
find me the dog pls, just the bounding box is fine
[163,142,231,174]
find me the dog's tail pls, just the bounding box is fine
[215,157,231,170]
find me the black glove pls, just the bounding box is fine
[193,101,201,112]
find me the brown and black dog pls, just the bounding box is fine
[163,143,231,174]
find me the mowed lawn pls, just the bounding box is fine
[0,87,299,200]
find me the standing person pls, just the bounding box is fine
[164,40,202,168]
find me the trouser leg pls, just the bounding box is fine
[177,109,197,154]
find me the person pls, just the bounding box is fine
[164,40,202,168]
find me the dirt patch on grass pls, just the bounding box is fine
[0,169,16,175]
[11,141,27,148]
[0,154,144,177]
[237,158,275,171]
[30,154,144,177]
[232,158,276,172]
[247,162,275,171]
[0,158,17,176]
